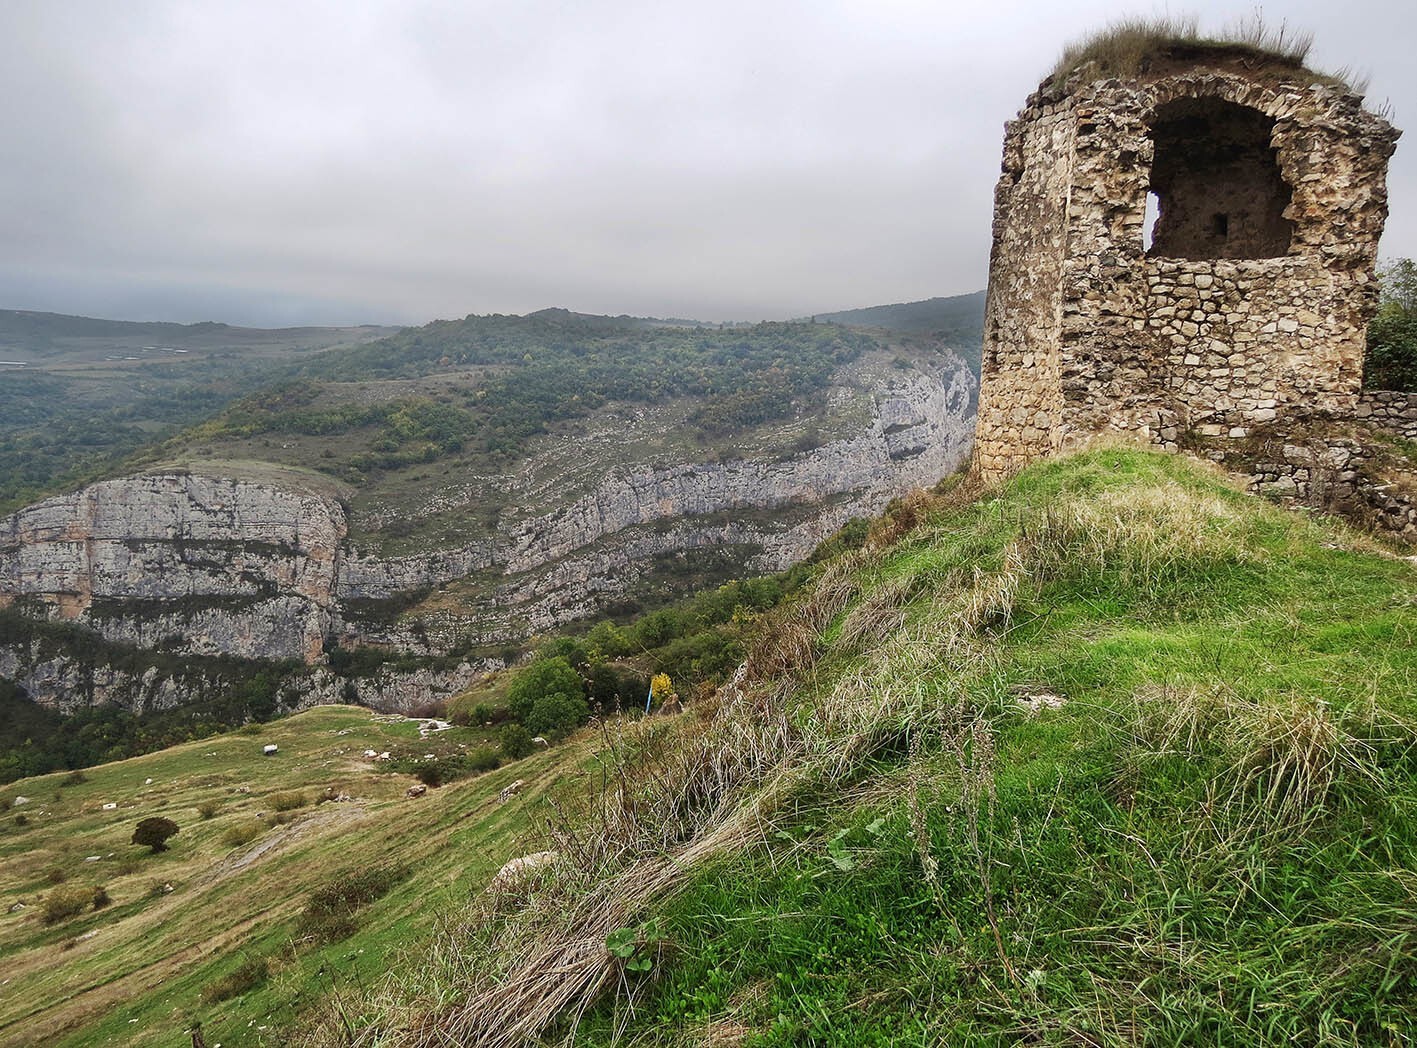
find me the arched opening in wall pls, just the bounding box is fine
[1145,97,1294,260]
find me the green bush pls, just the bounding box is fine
[59,770,87,787]
[221,821,264,848]
[197,799,220,820]
[526,692,590,737]
[295,865,410,944]
[500,723,535,760]
[506,657,583,724]
[267,790,307,812]
[42,885,93,924]
[203,955,270,1002]
[131,816,179,853]
[1364,258,1417,391]
[44,866,66,885]
[91,885,110,910]
[467,745,501,772]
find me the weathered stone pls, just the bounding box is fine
[975,57,1398,477]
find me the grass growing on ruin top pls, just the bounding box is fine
[1048,14,1361,93]
[323,447,1416,1047]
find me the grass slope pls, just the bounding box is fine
[0,705,580,1048]
[322,448,1416,1046]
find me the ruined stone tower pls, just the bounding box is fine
[974,44,1400,476]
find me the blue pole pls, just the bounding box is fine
[644,684,654,714]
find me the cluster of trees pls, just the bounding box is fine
[0,626,294,784]
[1365,258,1417,392]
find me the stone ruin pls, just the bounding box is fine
[974,46,1401,477]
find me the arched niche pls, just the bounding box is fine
[1145,96,1295,260]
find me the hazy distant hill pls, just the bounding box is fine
[0,310,397,512]
[811,290,985,360]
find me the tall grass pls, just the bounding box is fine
[298,449,1417,1046]
[1047,13,1360,91]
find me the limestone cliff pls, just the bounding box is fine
[0,352,975,709]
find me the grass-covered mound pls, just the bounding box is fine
[319,448,1416,1046]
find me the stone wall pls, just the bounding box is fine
[975,59,1399,476]
[1358,390,1417,441]
[1231,437,1417,540]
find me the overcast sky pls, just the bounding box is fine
[1,0,1412,328]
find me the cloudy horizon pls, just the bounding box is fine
[2,0,1413,329]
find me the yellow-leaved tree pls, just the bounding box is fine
[649,673,673,708]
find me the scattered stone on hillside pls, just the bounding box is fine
[263,745,278,756]
[12,796,29,806]
[1017,692,1068,714]
[498,780,525,803]
[405,784,427,798]
[531,736,548,748]
[101,803,117,811]
[489,850,558,893]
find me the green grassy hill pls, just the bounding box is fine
[0,705,583,1048]
[295,447,1416,1046]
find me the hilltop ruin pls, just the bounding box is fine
[974,36,1401,476]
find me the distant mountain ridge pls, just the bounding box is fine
[0,298,980,718]
[811,290,985,345]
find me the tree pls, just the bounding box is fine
[650,673,673,709]
[506,656,583,724]
[1365,258,1417,391]
[499,723,535,759]
[132,816,179,853]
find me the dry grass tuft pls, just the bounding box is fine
[1130,686,1397,831]
[1047,14,1359,92]
[1018,481,1256,586]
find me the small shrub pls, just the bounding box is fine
[60,771,88,787]
[452,700,508,727]
[221,821,264,848]
[500,723,535,760]
[268,791,307,812]
[197,799,220,820]
[295,865,410,944]
[14,814,28,827]
[45,867,66,885]
[467,746,501,773]
[115,858,141,877]
[43,885,93,924]
[203,955,271,1002]
[131,816,179,853]
[238,723,264,736]
[147,879,174,898]
[526,692,590,737]
[91,886,110,910]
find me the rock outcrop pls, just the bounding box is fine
[0,474,344,663]
[0,354,976,709]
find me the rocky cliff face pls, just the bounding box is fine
[0,353,976,709]
[0,474,344,663]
